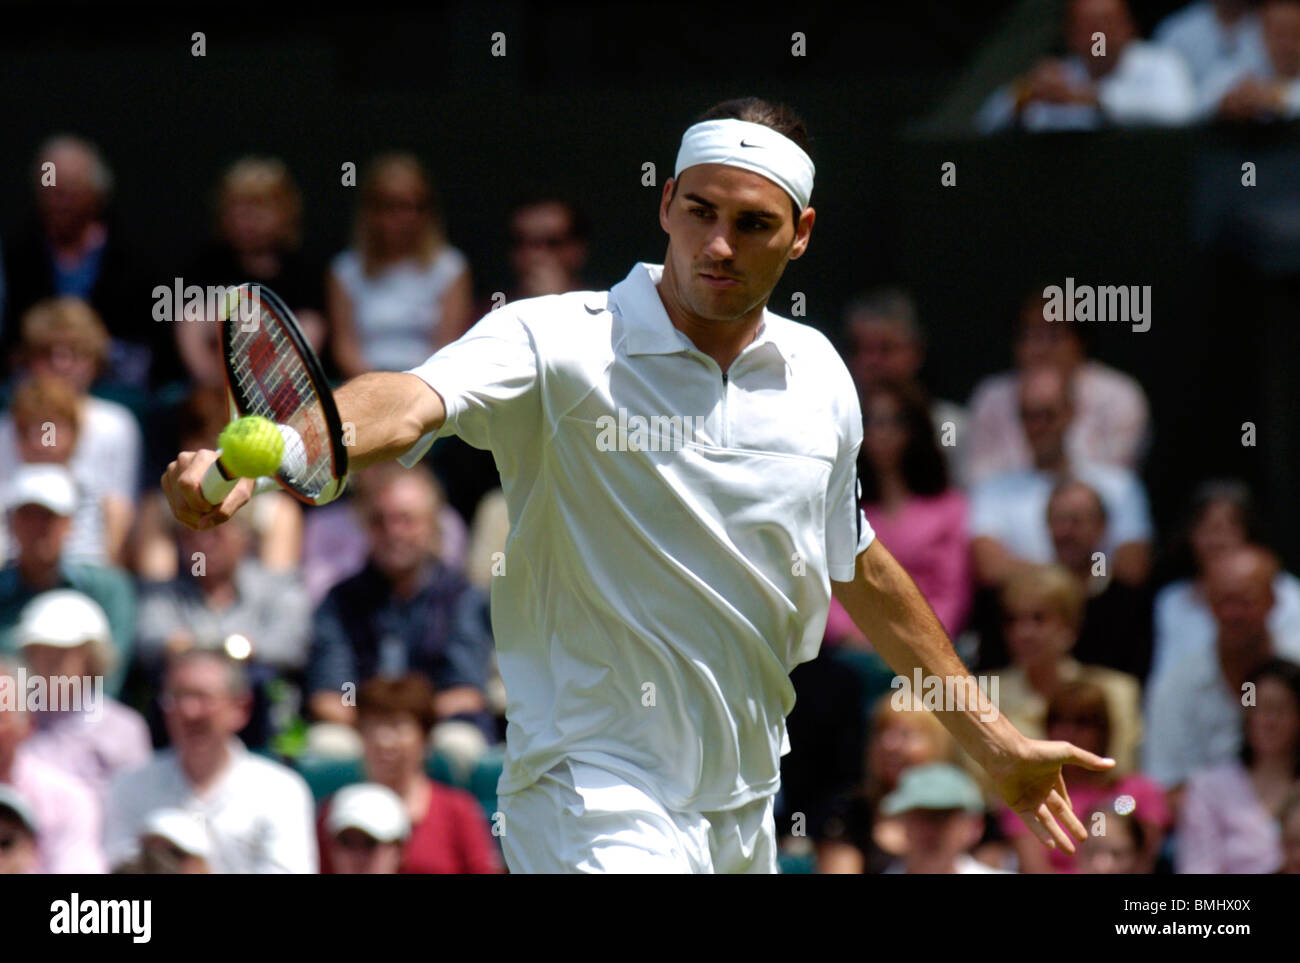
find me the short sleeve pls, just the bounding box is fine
[826,369,874,582]
[398,308,540,467]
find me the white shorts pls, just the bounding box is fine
[498,759,778,874]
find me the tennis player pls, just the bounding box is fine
[163,97,1113,873]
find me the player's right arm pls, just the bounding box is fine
[161,371,446,530]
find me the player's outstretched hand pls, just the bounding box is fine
[986,733,1115,853]
[161,449,254,531]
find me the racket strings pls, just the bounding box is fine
[228,298,337,498]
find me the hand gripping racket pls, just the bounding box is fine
[199,283,349,507]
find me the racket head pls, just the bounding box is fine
[219,283,348,505]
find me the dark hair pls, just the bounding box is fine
[1240,658,1300,778]
[1046,680,1113,759]
[509,193,589,243]
[1047,477,1109,526]
[857,379,949,500]
[357,673,439,737]
[1162,479,1264,582]
[671,96,812,223]
[1085,805,1146,853]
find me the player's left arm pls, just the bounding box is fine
[831,539,1115,853]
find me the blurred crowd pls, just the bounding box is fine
[1,0,1299,876]
[977,0,1300,131]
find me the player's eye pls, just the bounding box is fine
[689,206,712,219]
[739,217,770,232]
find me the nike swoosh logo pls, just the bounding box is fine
[584,304,603,315]
[739,139,762,148]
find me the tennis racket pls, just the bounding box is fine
[199,283,349,507]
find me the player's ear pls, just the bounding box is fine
[659,178,677,231]
[789,206,815,260]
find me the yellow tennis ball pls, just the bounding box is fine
[218,415,285,478]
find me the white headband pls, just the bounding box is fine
[674,118,815,211]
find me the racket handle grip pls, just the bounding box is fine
[200,454,238,505]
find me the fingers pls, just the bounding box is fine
[1055,740,1116,773]
[161,451,253,530]
[1048,779,1088,845]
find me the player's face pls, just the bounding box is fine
[659,164,812,325]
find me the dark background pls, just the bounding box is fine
[3,0,1298,568]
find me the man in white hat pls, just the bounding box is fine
[104,648,317,873]
[324,782,411,875]
[15,589,150,804]
[163,96,1114,873]
[0,463,136,695]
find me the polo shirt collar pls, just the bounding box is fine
[610,262,792,369]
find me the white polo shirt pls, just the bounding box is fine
[400,261,874,812]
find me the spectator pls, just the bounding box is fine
[178,157,327,382]
[989,565,1143,773]
[0,785,39,875]
[2,297,146,562]
[0,658,105,873]
[305,462,494,752]
[327,153,473,377]
[13,590,149,804]
[114,808,213,874]
[842,288,968,484]
[1152,480,1300,681]
[0,464,136,696]
[1154,0,1267,86]
[1,136,168,388]
[298,465,467,608]
[976,0,1198,132]
[816,693,956,874]
[322,783,411,875]
[1200,0,1300,120]
[1144,546,1300,790]
[505,195,591,300]
[970,365,1153,589]
[135,510,311,676]
[977,479,1154,679]
[318,675,501,874]
[1280,788,1300,873]
[879,763,1011,874]
[966,290,1150,487]
[855,379,971,637]
[1176,658,1300,873]
[104,649,317,873]
[1000,680,1169,873]
[1075,806,1147,874]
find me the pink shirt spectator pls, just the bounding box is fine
[8,747,105,873]
[823,490,970,646]
[866,490,971,636]
[1000,773,1170,873]
[965,361,1150,486]
[1175,762,1285,874]
[22,700,152,807]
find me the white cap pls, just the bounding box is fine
[326,783,410,843]
[5,463,78,516]
[16,589,112,650]
[140,808,213,860]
